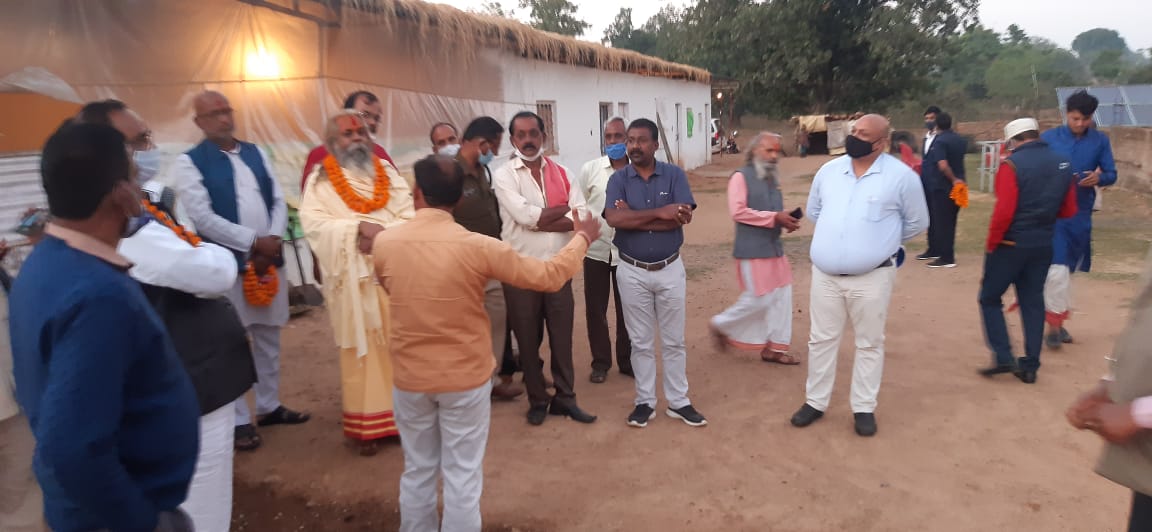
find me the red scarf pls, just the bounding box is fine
[542,157,570,208]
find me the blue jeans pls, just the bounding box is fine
[979,245,1053,371]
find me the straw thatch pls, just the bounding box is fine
[328,0,711,83]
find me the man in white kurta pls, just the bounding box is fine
[300,112,414,454]
[174,91,310,451]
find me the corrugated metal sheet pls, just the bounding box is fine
[1056,85,1152,127]
[0,154,46,242]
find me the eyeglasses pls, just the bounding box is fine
[358,110,381,122]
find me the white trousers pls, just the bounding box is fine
[181,402,236,532]
[236,324,282,425]
[616,260,691,409]
[0,414,44,532]
[710,260,793,351]
[805,265,895,413]
[1044,264,1072,319]
[395,381,492,532]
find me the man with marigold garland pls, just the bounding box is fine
[174,91,311,452]
[300,111,415,455]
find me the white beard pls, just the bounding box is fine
[336,143,374,174]
[754,159,778,181]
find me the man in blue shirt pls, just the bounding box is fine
[605,118,707,429]
[791,114,928,437]
[9,123,200,531]
[1041,90,1118,349]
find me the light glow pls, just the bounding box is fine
[245,50,280,80]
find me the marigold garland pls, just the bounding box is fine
[243,262,278,307]
[322,154,390,214]
[141,199,202,246]
[950,180,970,209]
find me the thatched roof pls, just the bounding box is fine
[328,0,711,83]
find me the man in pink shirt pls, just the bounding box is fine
[709,132,801,364]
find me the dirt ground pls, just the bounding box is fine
[233,152,1150,532]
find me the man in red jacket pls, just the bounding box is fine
[978,118,1077,384]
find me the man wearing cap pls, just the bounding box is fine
[978,118,1077,384]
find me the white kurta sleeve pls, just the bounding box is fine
[119,221,239,297]
[173,154,257,253]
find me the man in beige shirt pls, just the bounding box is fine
[374,155,599,532]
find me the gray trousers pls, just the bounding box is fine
[235,324,282,426]
[616,260,691,410]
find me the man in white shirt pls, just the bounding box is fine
[577,116,633,384]
[0,239,45,532]
[790,114,928,437]
[174,91,310,451]
[492,111,596,426]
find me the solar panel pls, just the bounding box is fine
[1056,84,1152,127]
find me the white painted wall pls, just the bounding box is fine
[496,52,712,173]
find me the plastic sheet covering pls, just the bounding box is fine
[0,0,711,256]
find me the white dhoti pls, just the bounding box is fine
[181,401,236,532]
[710,260,792,352]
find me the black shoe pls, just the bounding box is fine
[854,413,877,437]
[527,403,549,425]
[619,367,635,378]
[978,364,1017,378]
[1045,332,1062,350]
[1059,327,1074,344]
[549,402,597,423]
[1014,370,1037,384]
[790,404,824,427]
[627,404,656,428]
[926,259,956,268]
[916,252,939,261]
[666,404,707,427]
[589,370,607,384]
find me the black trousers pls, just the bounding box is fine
[1131,491,1152,532]
[584,258,632,373]
[979,245,1051,371]
[927,186,960,262]
[498,320,519,376]
[504,282,576,407]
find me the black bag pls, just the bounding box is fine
[142,284,257,415]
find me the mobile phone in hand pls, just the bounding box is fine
[15,209,48,236]
[789,207,803,220]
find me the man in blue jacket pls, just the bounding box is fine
[1041,90,1118,349]
[9,122,199,531]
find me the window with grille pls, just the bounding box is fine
[536,101,558,154]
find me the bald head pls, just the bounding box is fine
[193,90,236,146]
[746,131,782,166]
[851,114,891,143]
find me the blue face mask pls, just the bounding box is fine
[478,149,495,166]
[605,142,627,161]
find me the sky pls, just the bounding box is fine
[427,0,1152,52]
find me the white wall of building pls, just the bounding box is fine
[496,52,713,173]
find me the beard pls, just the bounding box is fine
[336,142,373,174]
[754,158,778,180]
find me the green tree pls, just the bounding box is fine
[1128,64,1152,84]
[1092,49,1125,80]
[940,24,1004,99]
[986,42,1089,109]
[1005,24,1028,46]
[1072,28,1128,60]
[519,0,590,37]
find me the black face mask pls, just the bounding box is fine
[925,120,937,130]
[844,135,876,159]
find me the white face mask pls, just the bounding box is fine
[133,149,162,184]
[437,143,461,157]
[514,147,543,162]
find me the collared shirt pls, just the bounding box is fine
[452,155,503,239]
[576,155,622,264]
[923,131,936,155]
[174,143,289,326]
[807,154,929,275]
[922,129,967,190]
[44,223,133,269]
[492,156,586,260]
[374,209,588,394]
[1041,125,1118,216]
[604,161,696,263]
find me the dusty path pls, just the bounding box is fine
[234,154,1145,531]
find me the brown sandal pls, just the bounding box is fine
[761,351,801,365]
